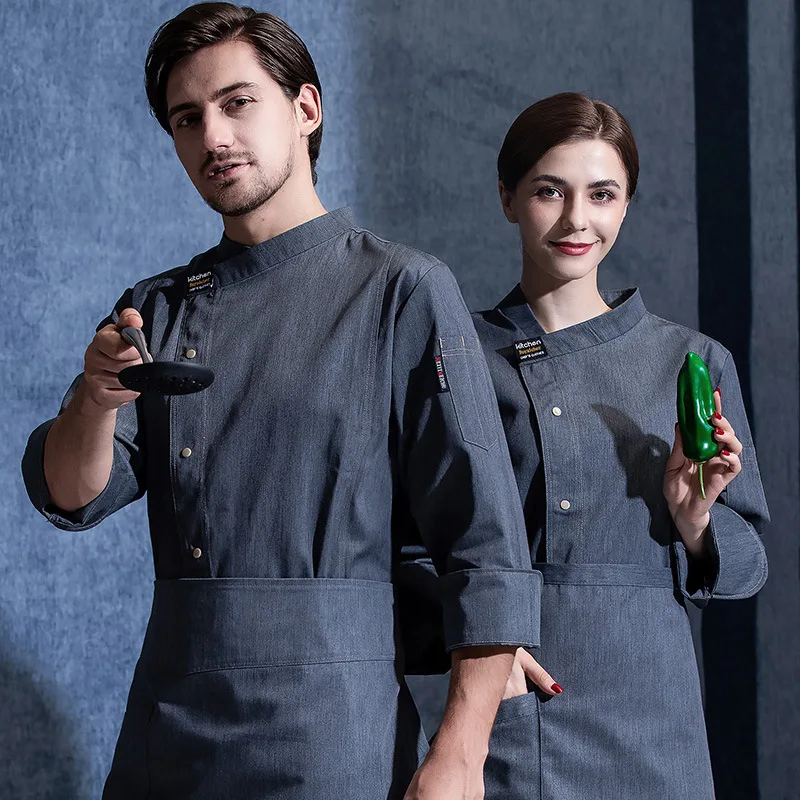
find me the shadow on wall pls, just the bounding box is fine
[0,629,86,799]
[692,1,759,797]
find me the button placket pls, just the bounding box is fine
[553,409,569,511]
[171,285,216,571]
[518,357,576,562]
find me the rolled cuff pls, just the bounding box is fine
[673,502,768,606]
[439,568,542,652]
[21,418,133,532]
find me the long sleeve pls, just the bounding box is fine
[21,289,147,531]
[391,262,540,654]
[673,350,769,606]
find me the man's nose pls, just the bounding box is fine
[202,111,235,152]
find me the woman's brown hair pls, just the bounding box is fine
[145,3,323,183]
[497,93,639,199]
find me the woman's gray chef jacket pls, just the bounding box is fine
[22,209,540,799]
[475,286,769,799]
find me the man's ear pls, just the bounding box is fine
[499,181,518,224]
[296,83,322,136]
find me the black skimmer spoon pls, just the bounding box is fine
[118,327,214,395]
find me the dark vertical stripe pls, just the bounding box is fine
[795,0,800,592]
[692,1,759,797]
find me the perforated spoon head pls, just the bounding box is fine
[118,362,215,395]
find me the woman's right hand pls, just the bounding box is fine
[503,647,563,699]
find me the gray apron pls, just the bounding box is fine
[103,579,424,798]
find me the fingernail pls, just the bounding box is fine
[716,387,722,398]
[714,412,722,420]
[715,428,725,436]
[722,449,731,456]
[551,683,564,694]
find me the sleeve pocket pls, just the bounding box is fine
[438,335,499,450]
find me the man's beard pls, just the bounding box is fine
[203,154,294,217]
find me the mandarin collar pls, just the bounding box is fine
[199,207,357,287]
[497,284,647,357]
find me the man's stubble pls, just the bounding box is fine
[203,149,295,218]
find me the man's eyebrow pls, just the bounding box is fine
[167,82,259,120]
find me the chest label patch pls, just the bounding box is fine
[186,270,214,296]
[514,338,548,364]
[434,355,450,392]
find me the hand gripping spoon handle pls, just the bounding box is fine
[120,326,153,364]
[118,326,214,395]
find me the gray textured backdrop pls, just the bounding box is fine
[1,1,797,797]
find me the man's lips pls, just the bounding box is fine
[549,241,597,256]
[206,162,249,181]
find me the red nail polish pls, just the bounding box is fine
[716,428,725,436]
[716,386,722,398]
[714,412,722,420]
[551,683,564,694]
[722,449,731,456]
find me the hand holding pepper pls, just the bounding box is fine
[663,388,744,558]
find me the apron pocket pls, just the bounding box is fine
[486,689,542,799]
[494,687,541,725]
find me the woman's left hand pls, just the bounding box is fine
[663,388,743,553]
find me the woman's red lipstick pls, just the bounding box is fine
[550,241,596,256]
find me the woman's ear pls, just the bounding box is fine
[499,180,518,224]
[621,199,630,223]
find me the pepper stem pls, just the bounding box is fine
[698,461,706,500]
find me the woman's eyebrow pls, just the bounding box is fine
[588,179,622,189]
[529,175,622,190]
[530,173,567,185]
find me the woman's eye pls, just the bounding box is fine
[593,190,615,203]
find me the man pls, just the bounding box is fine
[22,4,540,798]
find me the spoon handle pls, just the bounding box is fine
[120,327,154,364]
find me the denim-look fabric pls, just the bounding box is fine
[474,286,769,799]
[21,209,540,799]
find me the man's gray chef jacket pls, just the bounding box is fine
[22,208,539,799]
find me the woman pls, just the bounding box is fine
[476,93,769,799]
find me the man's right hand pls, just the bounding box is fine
[81,307,144,411]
